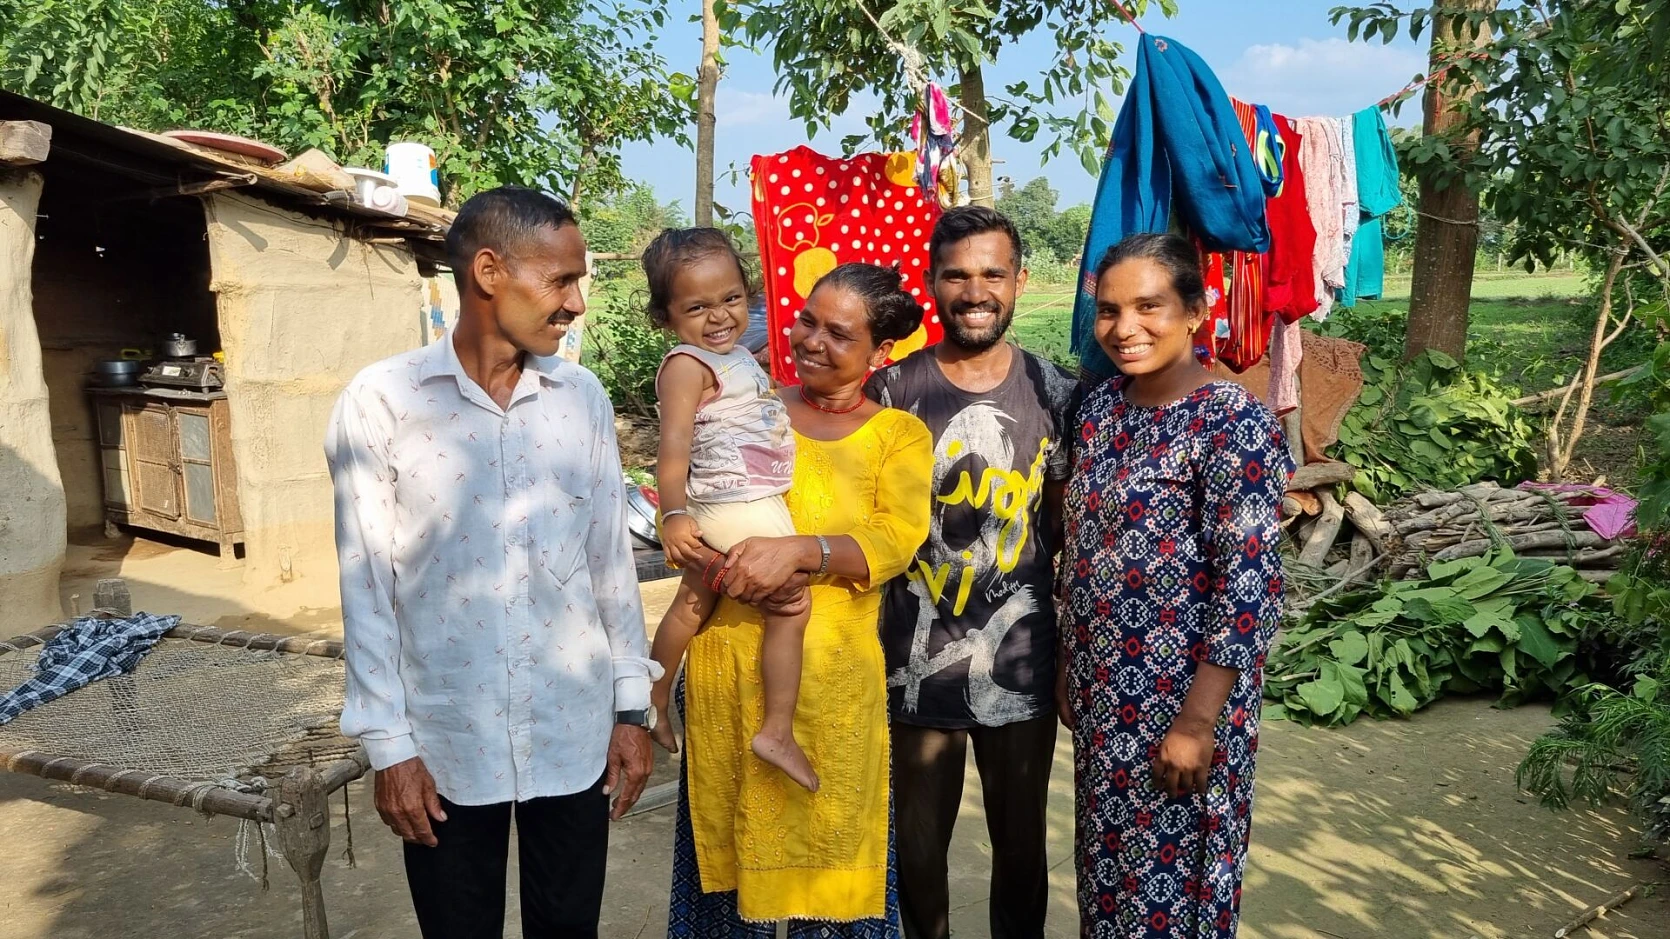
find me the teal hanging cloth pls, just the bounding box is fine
[1340,106,1402,305]
[1070,34,1271,378]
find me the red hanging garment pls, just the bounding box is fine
[1265,114,1321,324]
[749,146,943,385]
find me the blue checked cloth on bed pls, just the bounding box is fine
[0,613,180,725]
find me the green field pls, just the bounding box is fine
[1009,272,1616,394]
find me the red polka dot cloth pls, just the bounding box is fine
[749,146,943,386]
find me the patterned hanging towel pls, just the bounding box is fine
[911,83,958,207]
[749,146,943,385]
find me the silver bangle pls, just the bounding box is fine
[814,535,831,576]
[662,508,691,520]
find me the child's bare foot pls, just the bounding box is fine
[650,704,680,754]
[752,730,819,791]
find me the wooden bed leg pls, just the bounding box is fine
[276,768,332,939]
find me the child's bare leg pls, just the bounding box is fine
[750,587,818,791]
[649,569,718,753]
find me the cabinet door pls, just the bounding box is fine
[96,401,131,508]
[176,408,218,526]
[129,404,181,520]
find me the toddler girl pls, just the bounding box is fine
[642,227,817,792]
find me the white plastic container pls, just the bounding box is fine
[384,141,441,206]
[344,166,398,204]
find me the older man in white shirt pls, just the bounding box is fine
[325,186,660,938]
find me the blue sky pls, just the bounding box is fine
[617,0,1429,215]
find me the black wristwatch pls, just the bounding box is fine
[617,709,655,730]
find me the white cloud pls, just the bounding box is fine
[1221,37,1427,125]
[716,89,787,128]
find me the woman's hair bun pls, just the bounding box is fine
[814,262,924,344]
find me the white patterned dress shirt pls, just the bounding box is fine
[326,331,660,805]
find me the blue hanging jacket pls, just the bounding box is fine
[1071,34,1271,378]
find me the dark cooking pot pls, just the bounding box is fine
[94,359,142,387]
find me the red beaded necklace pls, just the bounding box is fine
[798,386,866,414]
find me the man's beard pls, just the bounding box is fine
[941,300,1014,351]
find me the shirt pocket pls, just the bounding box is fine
[535,437,593,585]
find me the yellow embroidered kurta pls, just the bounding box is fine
[685,408,932,923]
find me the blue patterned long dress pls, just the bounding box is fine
[1060,378,1293,939]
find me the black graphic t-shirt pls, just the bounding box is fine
[865,346,1081,729]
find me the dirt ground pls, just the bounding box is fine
[8,534,1667,939]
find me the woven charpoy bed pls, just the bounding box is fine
[0,607,366,939]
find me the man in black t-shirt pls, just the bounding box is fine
[865,206,1080,939]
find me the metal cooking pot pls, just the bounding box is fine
[162,333,198,358]
[623,479,662,550]
[94,359,142,387]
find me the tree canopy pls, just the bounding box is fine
[721,0,1178,181]
[0,0,695,203]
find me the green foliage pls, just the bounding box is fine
[0,0,693,203]
[1318,306,1537,501]
[722,0,1178,176]
[581,277,674,419]
[578,184,689,255]
[1330,1,1669,284]
[1518,640,1670,844]
[1266,550,1608,727]
[996,176,1089,281]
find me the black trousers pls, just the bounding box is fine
[892,715,1058,939]
[403,779,609,939]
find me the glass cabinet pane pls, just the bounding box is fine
[177,411,212,462]
[184,463,217,524]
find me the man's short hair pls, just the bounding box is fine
[928,205,1024,272]
[445,186,578,275]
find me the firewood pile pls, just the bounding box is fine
[1282,469,1630,589]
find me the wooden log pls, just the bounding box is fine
[1299,490,1347,568]
[1553,883,1645,938]
[318,751,370,795]
[170,624,344,659]
[1282,496,1303,519]
[0,120,51,165]
[2,623,343,660]
[0,746,274,821]
[275,768,333,939]
[1576,569,1617,584]
[1520,544,1629,566]
[1342,493,1393,552]
[1288,461,1356,491]
[1349,532,1376,580]
[1289,490,1322,516]
[1412,482,1507,508]
[1431,529,1606,562]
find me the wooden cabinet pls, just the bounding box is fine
[90,388,243,557]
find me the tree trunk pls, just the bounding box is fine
[1546,251,1625,480]
[957,63,994,208]
[1402,0,1497,362]
[694,0,720,227]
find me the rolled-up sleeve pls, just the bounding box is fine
[846,414,934,589]
[325,385,416,770]
[580,382,662,712]
[1199,408,1295,671]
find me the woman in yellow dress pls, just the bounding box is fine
[666,262,934,935]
